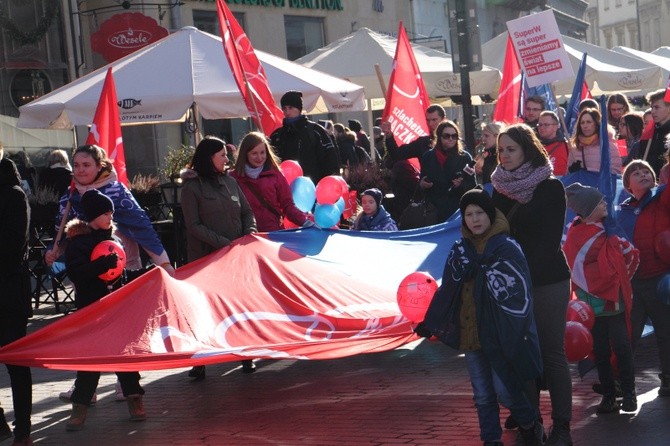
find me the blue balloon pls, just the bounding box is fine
[335,196,345,214]
[657,273,670,306]
[314,203,341,228]
[291,176,316,212]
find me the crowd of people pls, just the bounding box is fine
[1,86,670,446]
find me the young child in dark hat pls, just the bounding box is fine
[63,189,147,431]
[563,182,640,414]
[417,187,545,446]
[351,188,397,231]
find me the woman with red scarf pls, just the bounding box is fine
[419,120,476,222]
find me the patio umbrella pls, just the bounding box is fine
[18,26,366,130]
[296,27,501,99]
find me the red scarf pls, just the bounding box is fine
[435,147,448,167]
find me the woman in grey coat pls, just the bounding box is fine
[180,136,257,378]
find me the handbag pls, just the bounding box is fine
[398,188,439,230]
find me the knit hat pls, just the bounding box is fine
[280,90,303,110]
[362,188,383,207]
[81,189,114,221]
[565,182,604,217]
[459,187,496,224]
[348,119,362,132]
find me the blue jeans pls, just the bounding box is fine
[465,350,537,442]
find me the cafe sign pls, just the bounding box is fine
[91,13,169,63]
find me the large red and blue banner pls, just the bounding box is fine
[0,224,459,371]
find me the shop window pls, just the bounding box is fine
[284,16,324,61]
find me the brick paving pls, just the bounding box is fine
[1,306,669,445]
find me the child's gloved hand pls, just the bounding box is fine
[94,253,118,271]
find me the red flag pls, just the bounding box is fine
[381,22,430,169]
[641,117,655,140]
[493,34,523,124]
[216,0,283,135]
[664,74,670,102]
[85,67,129,186]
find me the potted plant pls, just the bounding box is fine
[160,144,195,184]
[129,173,163,221]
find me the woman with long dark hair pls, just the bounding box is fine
[568,108,622,174]
[490,123,573,445]
[180,136,257,379]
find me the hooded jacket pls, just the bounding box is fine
[423,209,542,392]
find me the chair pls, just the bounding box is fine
[28,224,75,314]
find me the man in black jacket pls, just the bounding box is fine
[638,88,670,176]
[270,90,340,185]
[0,145,32,446]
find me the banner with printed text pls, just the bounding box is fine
[506,10,573,88]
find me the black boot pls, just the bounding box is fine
[621,391,637,412]
[545,420,573,446]
[188,365,206,380]
[0,408,11,442]
[519,420,544,446]
[596,395,619,414]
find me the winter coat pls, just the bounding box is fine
[617,185,670,278]
[0,157,30,317]
[420,148,476,222]
[38,166,73,197]
[638,119,670,176]
[180,169,256,262]
[568,132,622,174]
[352,205,398,231]
[55,171,168,265]
[542,138,570,176]
[270,116,340,185]
[64,220,123,309]
[423,210,542,393]
[563,218,639,319]
[336,134,359,167]
[492,178,571,287]
[231,167,309,232]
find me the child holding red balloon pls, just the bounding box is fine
[416,188,544,446]
[63,189,146,431]
[563,183,640,414]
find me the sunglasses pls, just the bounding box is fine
[441,133,459,140]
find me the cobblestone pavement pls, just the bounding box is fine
[1,306,669,445]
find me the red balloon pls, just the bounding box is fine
[566,300,595,330]
[316,176,344,205]
[90,240,126,282]
[279,160,303,185]
[396,272,438,323]
[334,175,349,195]
[655,229,670,265]
[564,321,594,362]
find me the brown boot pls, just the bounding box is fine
[127,395,146,421]
[66,403,88,431]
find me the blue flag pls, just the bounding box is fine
[564,53,588,135]
[598,94,617,235]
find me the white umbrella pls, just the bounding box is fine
[296,27,501,99]
[482,32,663,96]
[18,26,366,130]
[613,46,670,81]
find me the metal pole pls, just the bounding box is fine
[456,1,475,154]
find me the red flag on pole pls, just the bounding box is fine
[492,34,523,124]
[85,67,129,186]
[216,0,283,135]
[664,73,670,102]
[381,22,430,170]
[381,22,431,145]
